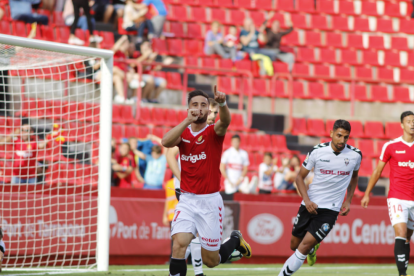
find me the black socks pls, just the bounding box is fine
[219,235,239,263]
[395,238,407,275]
[170,258,187,276]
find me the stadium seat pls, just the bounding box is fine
[291,14,308,29]
[272,79,287,98]
[297,48,316,63]
[327,83,349,101]
[340,50,358,65]
[304,31,323,47]
[393,87,412,103]
[314,65,330,78]
[400,19,414,34]
[137,107,151,125]
[112,124,124,141]
[169,22,185,38]
[164,109,179,127]
[362,50,380,66]
[188,7,207,22]
[236,0,272,10]
[277,0,295,11]
[187,23,203,39]
[273,62,289,74]
[271,134,290,153]
[361,1,379,16]
[376,140,388,156]
[353,84,371,102]
[326,32,343,48]
[229,113,244,131]
[151,108,167,126]
[217,76,235,95]
[308,82,327,99]
[248,133,261,152]
[400,69,414,82]
[259,134,273,152]
[152,38,168,55]
[281,30,300,46]
[311,15,330,30]
[347,138,356,147]
[201,57,217,74]
[391,37,409,51]
[167,39,183,56]
[369,36,386,50]
[317,0,335,14]
[137,126,150,139]
[228,10,245,25]
[385,122,402,139]
[124,124,139,138]
[376,19,394,33]
[332,16,351,32]
[383,52,401,67]
[347,34,363,49]
[52,11,66,27]
[121,105,135,124]
[358,139,376,158]
[249,11,265,26]
[359,158,373,177]
[296,0,315,12]
[12,21,27,37]
[320,49,337,64]
[377,67,395,82]
[292,63,310,76]
[406,51,414,66]
[339,0,356,15]
[184,40,203,56]
[307,118,326,136]
[168,5,188,21]
[371,85,391,103]
[355,66,373,80]
[166,72,182,90]
[384,2,402,18]
[364,121,385,139]
[349,120,364,138]
[334,66,351,79]
[292,81,307,99]
[0,21,11,35]
[210,8,226,23]
[100,31,115,49]
[152,126,164,138]
[292,118,308,135]
[353,17,370,32]
[112,105,122,123]
[235,60,253,73]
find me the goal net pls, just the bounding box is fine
[0,35,113,271]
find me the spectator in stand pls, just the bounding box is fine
[112,142,135,188]
[134,40,171,103]
[63,0,96,33]
[275,155,301,191]
[223,25,246,61]
[220,134,250,194]
[135,0,167,38]
[9,0,49,25]
[69,0,102,45]
[133,144,167,190]
[261,14,295,71]
[257,152,278,194]
[123,0,154,43]
[113,0,126,19]
[204,21,236,61]
[111,144,119,186]
[91,0,114,23]
[0,122,47,184]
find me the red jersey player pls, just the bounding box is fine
[362,111,414,276]
[162,88,252,276]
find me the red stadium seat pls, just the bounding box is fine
[137,107,151,125]
[235,60,252,72]
[292,63,310,76]
[229,113,244,131]
[152,39,168,55]
[359,158,373,177]
[353,85,371,102]
[364,121,385,139]
[377,67,395,82]
[166,72,182,90]
[187,23,203,39]
[355,66,373,80]
[188,7,208,23]
[334,66,351,79]
[168,5,188,21]
[167,39,183,56]
[296,0,315,12]
[376,19,394,33]
[361,1,379,16]
[376,140,388,157]
[317,0,335,14]
[308,82,326,99]
[112,105,122,123]
[281,31,300,46]
[400,20,414,34]
[184,40,202,56]
[151,108,167,125]
[152,126,164,138]
[327,83,349,101]
[164,109,179,126]
[292,118,308,135]
[340,50,359,65]
[369,36,386,50]
[228,10,245,25]
[210,8,226,23]
[400,69,414,82]
[217,76,234,95]
[52,11,66,27]
[304,31,322,47]
[332,16,351,32]
[385,122,402,139]
[320,49,337,64]
[383,52,401,67]
[393,87,412,103]
[124,125,139,138]
[259,135,273,152]
[353,17,370,32]
[391,37,409,51]
[112,124,124,141]
[314,65,330,78]
[100,31,115,49]
[291,14,308,29]
[349,120,364,138]
[326,33,343,48]
[384,2,403,18]
[325,119,335,134]
[273,62,289,74]
[272,79,287,98]
[169,22,185,38]
[362,50,380,66]
[137,126,150,139]
[347,34,363,49]
[249,11,265,26]
[277,0,295,11]
[271,134,290,153]
[200,57,217,74]
[339,0,356,15]
[358,139,376,158]
[292,81,307,99]
[120,105,135,124]
[0,21,11,35]
[307,119,326,136]
[311,15,330,30]
[12,21,27,37]
[297,48,316,63]
[237,0,272,10]
[371,85,391,103]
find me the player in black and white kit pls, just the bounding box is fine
[278,120,362,276]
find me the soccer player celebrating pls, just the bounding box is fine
[278,120,362,276]
[361,111,414,276]
[165,98,220,276]
[162,88,252,276]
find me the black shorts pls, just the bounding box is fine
[292,205,339,243]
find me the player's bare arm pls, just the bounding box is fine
[296,166,318,215]
[340,170,359,216]
[162,109,200,148]
[361,160,387,208]
[213,86,231,136]
[166,147,181,181]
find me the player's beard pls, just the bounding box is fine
[195,113,208,124]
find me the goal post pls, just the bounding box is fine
[0,34,113,271]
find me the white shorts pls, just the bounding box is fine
[387,198,414,230]
[171,192,224,251]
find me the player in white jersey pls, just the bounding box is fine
[166,99,220,276]
[278,120,362,276]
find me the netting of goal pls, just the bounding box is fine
[0,34,113,271]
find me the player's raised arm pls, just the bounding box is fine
[162,109,200,147]
[166,147,181,181]
[361,160,387,208]
[213,85,231,136]
[296,166,318,214]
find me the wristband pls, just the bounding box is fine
[218,101,226,107]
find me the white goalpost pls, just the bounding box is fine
[0,34,113,271]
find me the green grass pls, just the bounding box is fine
[0,264,409,276]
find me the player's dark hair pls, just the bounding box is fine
[152,145,162,154]
[188,90,209,105]
[333,119,351,133]
[232,134,241,140]
[209,98,218,108]
[400,111,414,123]
[264,152,273,158]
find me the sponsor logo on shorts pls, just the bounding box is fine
[247,213,283,245]
[320,169,351,175]
[207,243,218,247]
[398,161,414,169]
[202,237,220,243]
[181,152,207,163]
[321,223,330,232]
[396,150,406,154]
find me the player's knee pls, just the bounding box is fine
[290,241,298,251]
[203,258,219,268]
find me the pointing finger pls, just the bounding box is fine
[213,85,217,96]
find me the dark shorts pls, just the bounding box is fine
[292,205,339,243]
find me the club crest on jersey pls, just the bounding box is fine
[321,223,330,232]
[196,135,205,145]
[344,158,349,166]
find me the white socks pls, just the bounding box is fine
[278,249,307,276]
[190,237,203,275]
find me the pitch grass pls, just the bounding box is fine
[0,264,408,276]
